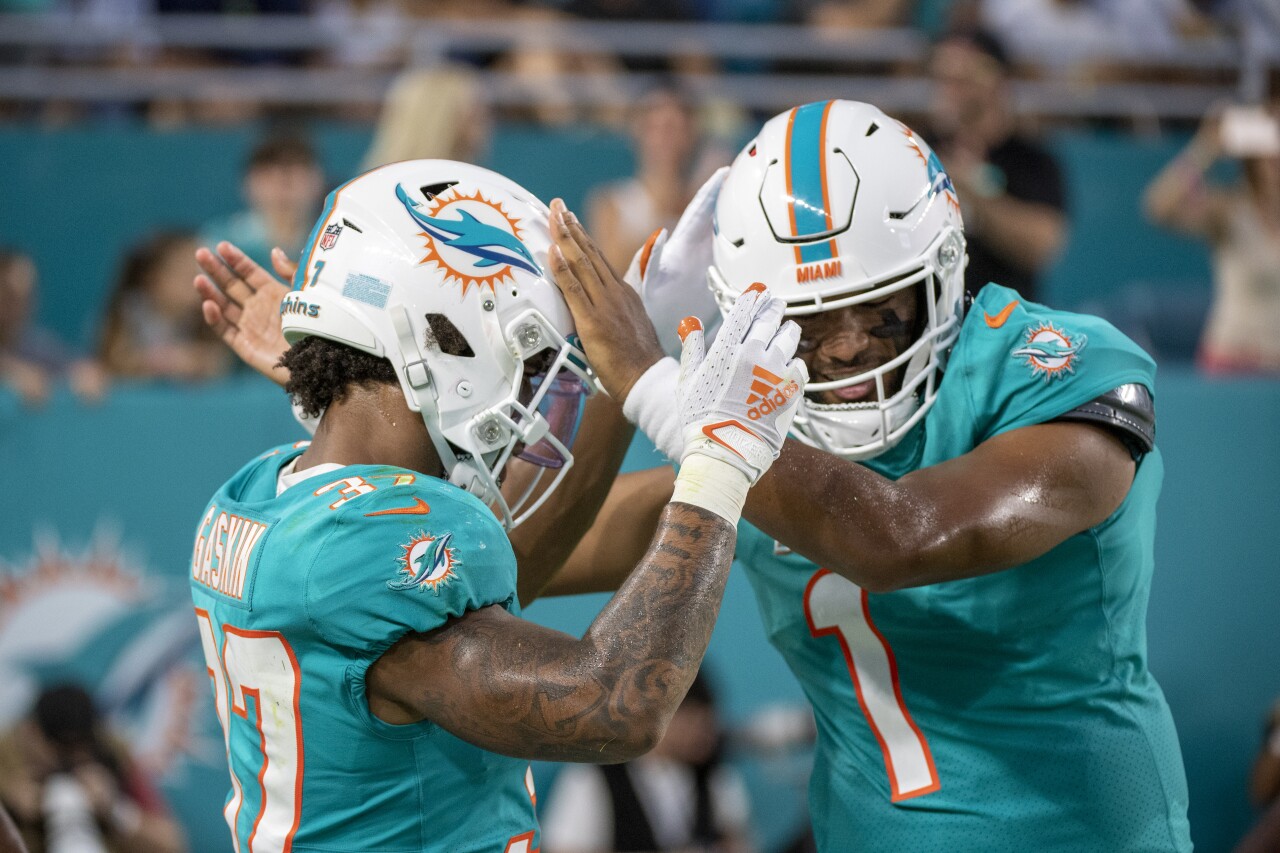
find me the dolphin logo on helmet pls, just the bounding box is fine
[281,160,596,530]
[395,184,541,278]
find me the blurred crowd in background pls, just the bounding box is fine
[1,0,1276,71]
[0,685,184,853]
[2,0,1275,127]
[5,3,1280,403]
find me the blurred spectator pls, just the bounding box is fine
[362,64,492,170]
[786,0,913,28]
[97,231,231,381]
[492,7,628,127]
[980,0,1206,71]
[561,0,735,75]
[540,671,752,853]
[587,83,718,272]
[314,0,408,71]
[418,0,541,18]
[156,0,302,12]
[198,136,324,273]
[0,803,27,853]
[1210,0,1280,56]
[157,0,309,68]
[0,684,184,853]
[914,0,976,36]
[1143,105,1280,374]
[1236,698,1280,852]
[927,28,1067,303]
[0,249,108,407]
[1251,699,1280,809]
[561,0,696,20]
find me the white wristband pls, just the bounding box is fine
[670,452,751,525]
[621,357,683,462]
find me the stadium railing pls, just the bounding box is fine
[0,14,1271,120]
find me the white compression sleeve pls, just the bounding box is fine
[621,357,683,462]
[669,453,751,525]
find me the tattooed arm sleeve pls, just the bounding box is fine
[365,502,736,763]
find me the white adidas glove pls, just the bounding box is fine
[668,285,807,524]
[626,167,726,357]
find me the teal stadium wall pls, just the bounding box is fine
[1,124,1277,851]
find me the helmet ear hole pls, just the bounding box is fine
[423,313,475,357]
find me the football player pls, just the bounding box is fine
[198,103,1191,851]
[188,160,805,852]
[564,99,1190,851]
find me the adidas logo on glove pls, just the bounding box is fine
[746,364,801,421]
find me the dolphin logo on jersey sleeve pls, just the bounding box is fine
[388,532,457,593]
[1012,322,1088,379]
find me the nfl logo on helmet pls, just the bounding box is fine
[320,222,343,251]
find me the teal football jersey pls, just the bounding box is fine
[738,285,1191,851]
[189,445,539,853]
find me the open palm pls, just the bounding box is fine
[194,242,296,386]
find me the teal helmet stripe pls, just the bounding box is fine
[294,166,379,291]
[787,100,837,265]
[294,185,343,291]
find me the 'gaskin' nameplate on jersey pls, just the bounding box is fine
[190,504,274,610]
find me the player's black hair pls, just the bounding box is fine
[282,313,479,418]
[281,336,398,418]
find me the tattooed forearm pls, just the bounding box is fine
[367,503,736,763]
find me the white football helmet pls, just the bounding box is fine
[281,160,595,529]
[710,99,967,461]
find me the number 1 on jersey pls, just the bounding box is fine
[196,609,305,852]
[804,570,940,802]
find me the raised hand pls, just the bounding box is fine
[193,242,294,386]
[676,284,806,485]
[629,167,727,357]
[547,198,666,403]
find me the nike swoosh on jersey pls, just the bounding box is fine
[364,497,431,517]
[984,300,1020,328]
